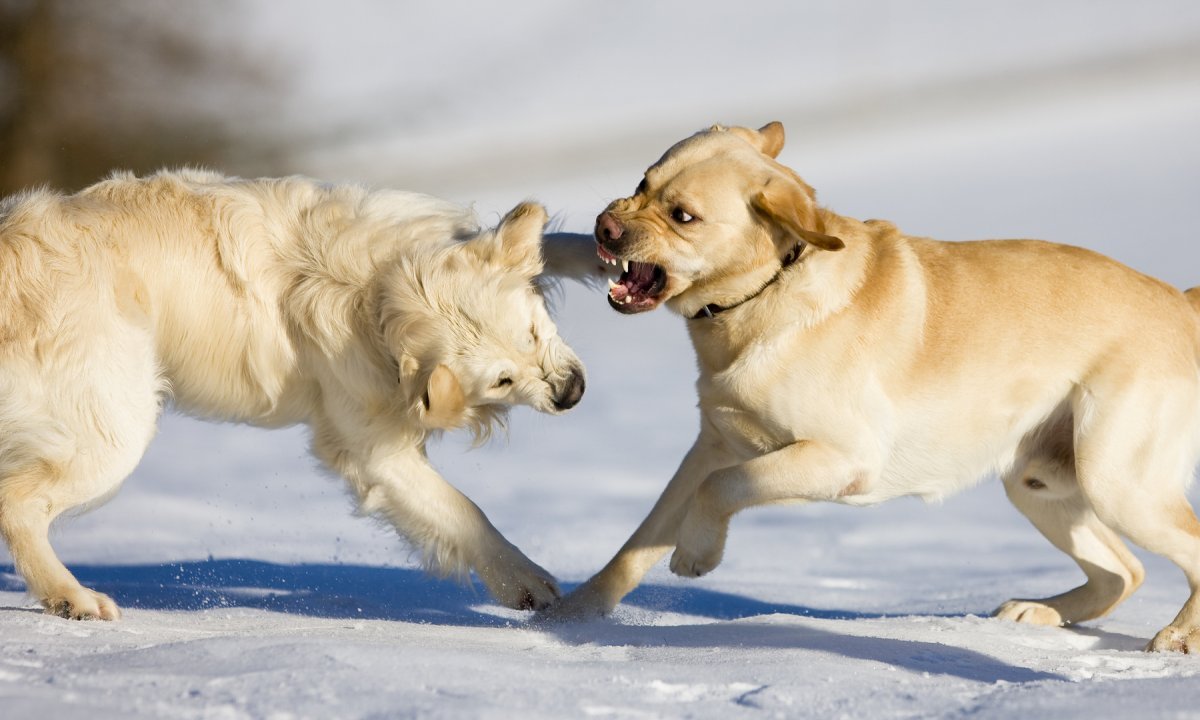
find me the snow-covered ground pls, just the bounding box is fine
[5,1,1200,717]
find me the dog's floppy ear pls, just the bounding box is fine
[751,176,845,252]
[422,363,466,430]
[728,121,786,159]
[488,201,548,278]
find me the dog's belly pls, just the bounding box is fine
[703,374,1068,507]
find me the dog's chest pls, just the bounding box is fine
[698,359,842,460]
[704,403,790,458]
[694,325,890,463]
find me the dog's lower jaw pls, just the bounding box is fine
[607,294,660,314]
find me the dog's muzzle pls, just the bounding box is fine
[552,366,586,411]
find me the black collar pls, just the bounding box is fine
[691,242,806,320]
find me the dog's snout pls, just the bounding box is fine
[552,367,585,411]
[596,212,624,244]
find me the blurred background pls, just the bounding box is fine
[3,0,1200,607]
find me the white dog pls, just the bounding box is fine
[0,169,589,619]
[548,122,1200,653]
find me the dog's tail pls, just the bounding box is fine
[1186,287,1200,315]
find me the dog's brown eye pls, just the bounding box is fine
[671,207,695,224]
[494,376,513,389]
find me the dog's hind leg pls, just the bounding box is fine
[1067,379,1200,652]
[0,460,124,620]
[0,331,161,620]
[995,455,1144,627]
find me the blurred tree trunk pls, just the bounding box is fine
[1,0,57,189]
[0,0,284,196]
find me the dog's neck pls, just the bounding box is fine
[684,214,878,372]
[689,242,806,320]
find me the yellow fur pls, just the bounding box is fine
[552,123,1200,654]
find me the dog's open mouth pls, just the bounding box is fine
[598,245,667,314]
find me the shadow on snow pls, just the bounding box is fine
[0,558,1074,683]
[0,558,895,626]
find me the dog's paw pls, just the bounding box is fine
[477,554,561,612]
[43,587,121,621]
[669,546,720,578]
[992,600,1062,627]
[1147,625,1200,653]
[669,510,726,578]
[533,584,611,625]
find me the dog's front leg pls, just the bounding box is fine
[541,427,735,620]
[352,449,560,611]
[671,440,866,577]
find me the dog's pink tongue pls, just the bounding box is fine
[609,281,631,303]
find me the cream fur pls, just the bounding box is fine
[0,169,587,618]
[548,123,1200,654]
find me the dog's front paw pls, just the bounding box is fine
[43,587,121,621]
[669,509,726,578]
[1147,624,1200,653]
[992,600,1063,627]
[476,553,561,611]
[534,582,612,624]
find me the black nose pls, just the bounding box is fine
[553,368,585,411]
[595,211,623,243]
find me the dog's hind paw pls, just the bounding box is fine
[43,587,121,621]
[992,600,1062,627]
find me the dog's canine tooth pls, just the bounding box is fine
[622,260,630,273]
[607,278,618,290]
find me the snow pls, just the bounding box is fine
[5,1,1200,717]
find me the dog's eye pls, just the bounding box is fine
[494,376,513,389]
[635,178,648,195]
[671,207,695,224]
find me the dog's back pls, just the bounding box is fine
[17,171,475,424]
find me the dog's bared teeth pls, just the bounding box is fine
[624,297,632,304]
[622,260,630,273]
[607,278,618,290]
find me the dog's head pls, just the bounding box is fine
[382,202,585,438]
[595,121,844,317]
